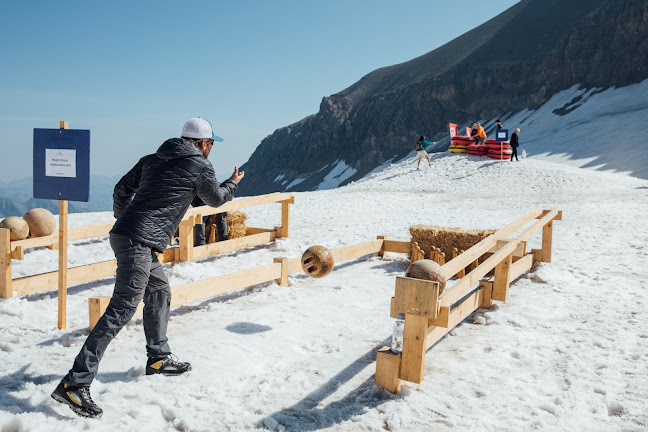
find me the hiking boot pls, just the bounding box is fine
[51,382,103,419]
[146,354,192,376]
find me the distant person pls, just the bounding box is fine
[495,119,503,130]
[510,128,520,162]
[415,135,433,169]
[471,122,486,145]
[51,117,244,419]
[192,196,228,246]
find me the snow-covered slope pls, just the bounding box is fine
[1,152,647,431]
[342,78,648,187]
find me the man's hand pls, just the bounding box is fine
[230,166,245,183]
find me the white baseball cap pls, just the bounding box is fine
[181,117,224,142]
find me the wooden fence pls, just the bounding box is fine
[375,208,562,393]
[88,236,414,330]
[0,192,294,299]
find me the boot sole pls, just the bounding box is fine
[146,368,191,376]
[51,391,103,419]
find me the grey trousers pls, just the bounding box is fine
[63,234,172,386]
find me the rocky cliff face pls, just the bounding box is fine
[238,0,648,196]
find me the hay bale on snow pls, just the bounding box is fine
[207,210,247,242]
[409,225,496,261]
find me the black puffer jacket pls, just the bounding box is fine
[110,138,238,252]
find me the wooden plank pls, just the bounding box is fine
[538,209,562,221]
[542,220,553,263]
[0,228,11,298]
[439,239,521,307]
[10,246,24,260]
[411,242,424,263]
[480,280,494,309]
[486,240,525,257]
[68,221,113,241]
[330,240,383,263]
[390,277,439,319]
[160,247,179,264]
[441,207,543,278]
[12,232,57,250]
[492,254,513,302]
[532,248,542,263]
[377,236,387,258]
[383,239,410,254]
[182,193,295,220]
[426,286,486,350]
[509,253,534,282]
[516,210,559,242]
[277,201,291,238]
[58,200,68,330]
[88,296,111,331]
[170,263,282,307]
[427,305,450,327]
[92,262,284,326]
[193,231,277,261]
[14,260,118,296]
[400,313,428,383]
[10,220,114,252]
[274,257,289,286]
[246,227,276,235]
[375,347,402,393]
[178,219,194,262]
[285,257,303,275]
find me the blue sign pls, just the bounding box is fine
[33,128,90,202]
[495,129,509,142]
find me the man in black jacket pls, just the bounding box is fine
[51,118,244,418]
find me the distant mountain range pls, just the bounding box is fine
[0,175,118,217]
[237,0,648,195]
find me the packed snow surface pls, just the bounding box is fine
[1,151,648,431]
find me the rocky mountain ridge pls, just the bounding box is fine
[238,0,648,195]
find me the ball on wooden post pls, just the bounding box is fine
[0,216,30,241]
[23,208,56,237]
[301,245,334,278]
[405,259,447,293]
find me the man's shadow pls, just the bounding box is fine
[257,338,401,431]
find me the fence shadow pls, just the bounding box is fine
[257,338,399,431]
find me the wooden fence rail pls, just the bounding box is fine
[88,236,411,330]
[375,209,562,393]
[0,193,294,299]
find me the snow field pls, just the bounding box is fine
[1,152,647,431]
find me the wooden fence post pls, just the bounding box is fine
[58,120,70,330]
[411,242,424,262]
[457,249,466,278]
[274,257,289,286]
[377,236,387,259]
[390,277,439,384]
[492,253,513,301]
[276,197,293,238]
[58,194,68,329]
[375,347,402,393]
[0,228,11,298]
[542,220,553,262]
[178,218,195,262]
[400,313,428,383]
[89,296,111,331]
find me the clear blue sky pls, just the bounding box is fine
[0,0,519,183]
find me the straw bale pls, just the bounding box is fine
[207,210,247,242]
[409,225,496,262]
